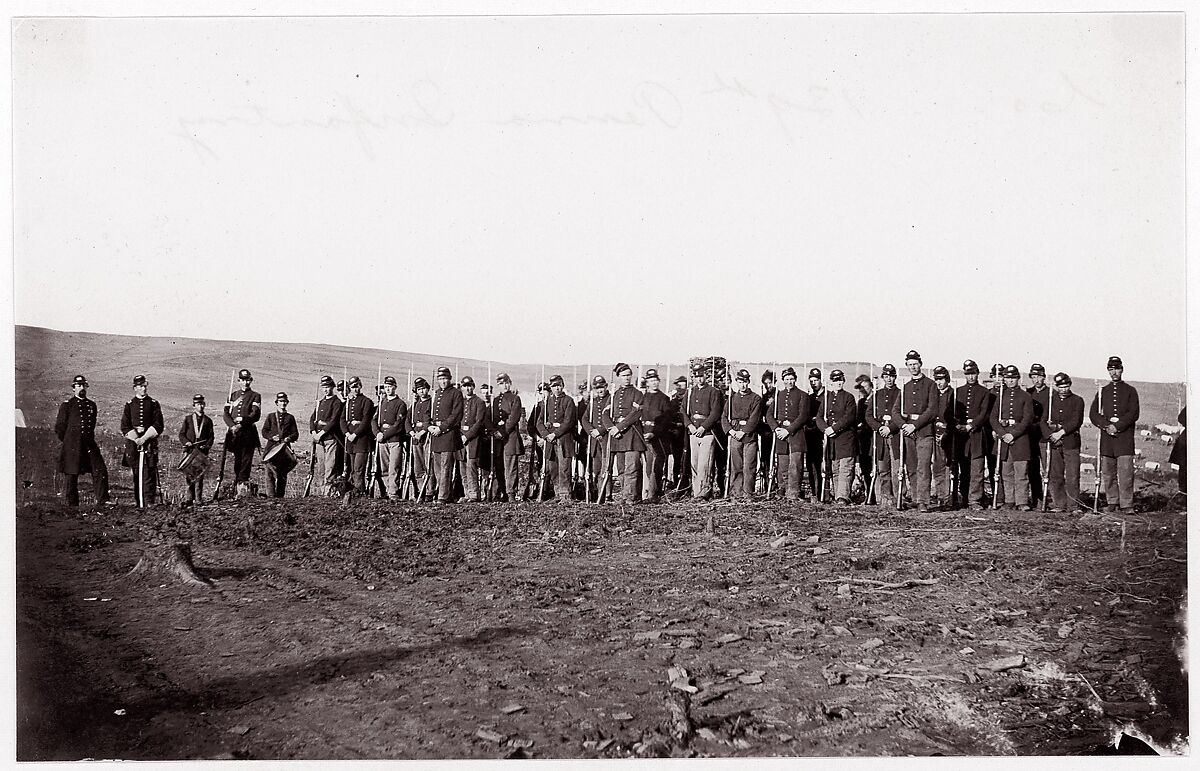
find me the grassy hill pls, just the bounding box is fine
[15,326,1185,443]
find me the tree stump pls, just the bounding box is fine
[128,541,212,588]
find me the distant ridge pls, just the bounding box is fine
[14,325,1185,435]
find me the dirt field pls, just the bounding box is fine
[15,430,1188,760]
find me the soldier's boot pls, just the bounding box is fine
[236,482,250,499]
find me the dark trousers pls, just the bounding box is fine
[131,454,158,508]
[642,437,667,499]
[346,450,368,493]
[728,439,758,498]
[64,443,110,506]
[232,444,255,484]
[186,477,205,503]
[542,441,574,500]
[1048,444,1081,509]
[1029,441,1047,505]
[265,464,289,497]
[956,454,987,506]
[774,451,805,500]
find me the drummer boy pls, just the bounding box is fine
[178,394,215,506]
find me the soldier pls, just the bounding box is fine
[488,373,523,502]
[339,376,375,496]
[891,351,937,511]
[684,363,724,501]
[602,363,646,504]
[578,374,611,501]
[1170,406,1186,496]
[370,376,408,500]
[853,375,874,499]
[120,374,164,508]
[428,366,464,503]
[639,368,673,501]
[863,364,901,508]
[953,360,990,510]
[1043,372,1086,512]
[222,368,262,499]
[457,376,487,502]
[526,382,549,494]
[261,392,300,498]
[720,369,762,500]
[55,374,111,507]
[177,393,214,507]
[668,375,689,491]
[805,368,825,495]
[815,369,857,504]
[1026,363,1051,508]
[537,374,578,501]
[931,366,956,509]
[759,370,777,489]
[765,367,811,500]
[309,375,344,497]
[406,377,434,500]
[1089,356,1140,513]
[984,363,1005,506]
[989,365,1035,510]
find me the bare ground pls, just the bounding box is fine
[15,458,1188,759]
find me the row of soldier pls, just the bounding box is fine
[54,351,1141,513]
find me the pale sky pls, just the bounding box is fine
[10,7,1186,381]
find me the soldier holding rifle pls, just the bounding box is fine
[223,368,262,499]
[489,373,523,503]
[989,365,1036,511]
[721,368,763,500]
[458,376,487,502]
[815,369,857,504]
[537,374,578,501]
[1026,363,1051,508]
[406,377,434,500]
[602,363,645,504]
[578,375,611,502]
[308,375,344,497]
[639,369,673,502]
[765,367,810,501]
[954,360,991,510]
[371,376,408,500]
[891,351,938,512]
[863,364,901,508]
[931,366,956,510]
[428,366,464,504]
[340,376,375,497]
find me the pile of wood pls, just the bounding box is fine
[688,356,729,385]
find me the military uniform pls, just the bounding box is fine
[1026,363,1051,507]
[989,366,1036,509]
[639,370,673,500]
[805,371,826,495]
[429,368,465,503]
[814,371,857,503]
[55,375,110,506]
[261,394,299,498]
[721,370,763,499]
[339,377,376,495]
[1169,407,1186,494]
[222,369,262,497]
[931,367,956,508]
[1042,373,1086,511]
[765,368,812,500]
[406,383,435,500]
[953,361,991,508]
[890,352,938,509]
[371,379,408,499]
[308,376,345,496]
[759,374,778,489]
[853,376,874,498]
[177,395,214,504]
[684,368,724,500]
[667,377,688,490]
[601,364,646,504]
[1088,356,1140,511]
[120,375,165,508]
[489,376,524,502]
[578,378,612,501]
[862,366,901,507]
[456,378,487,502]
[537,377,578,500]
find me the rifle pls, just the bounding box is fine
[724,365,733,499]
[596,387,615,503]
[992,383,1005,510]
[897,382,907,511]
[366,364,382,498]
[1041,389,1053,512]
[1092,389,1104,513]
[211,369,236,502]
[303,383,320,497]
[765,381,778,500]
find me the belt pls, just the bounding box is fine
[461,424,470,429]
[782,420,791,426]
[1002,419,1016,427]
[642,420,654,426]
[551,422,562,427]
[908,413,920,420]
[692,413,705,419]
[737,420,747,425]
